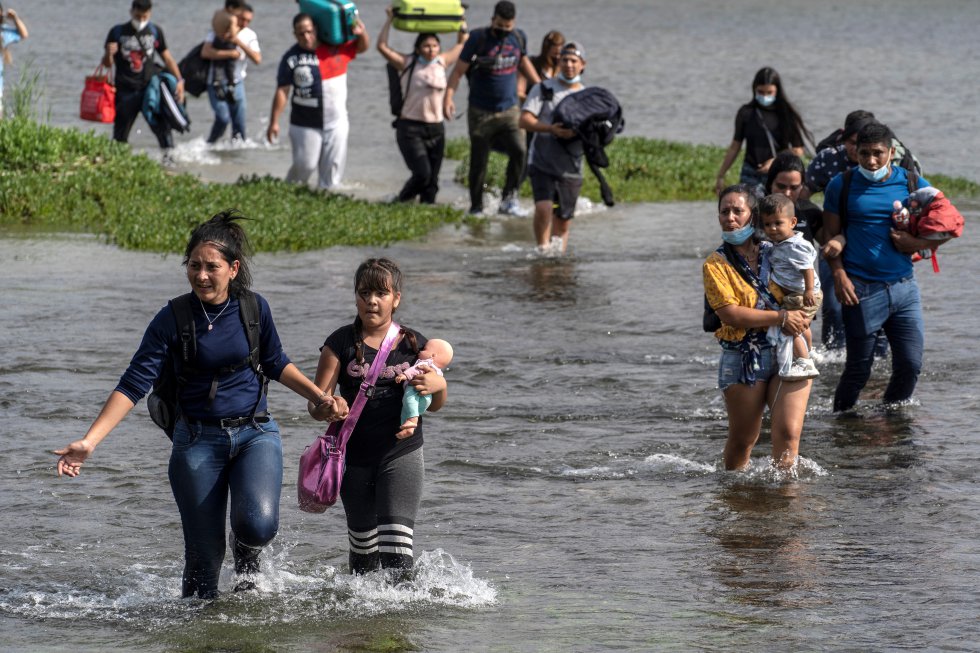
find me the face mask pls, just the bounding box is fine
[721,221,755,245]
[131,18,149,31]
[491,28,510,40]
[417,55,433,65]
[755,93,776,108]
[558,72,581,84]
[857,164,890,182]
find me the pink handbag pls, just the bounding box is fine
[297,323,400,513]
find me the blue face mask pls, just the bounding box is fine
[755,93,776,108]
[417,55,433,65]
[558,72,582,84]
[721,221,755,245]
[857,164,890,182]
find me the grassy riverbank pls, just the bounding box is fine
[0,118,461,253]
[3,118,976,253]
[445,137,980,204]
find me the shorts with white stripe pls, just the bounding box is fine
[340,447,424,574]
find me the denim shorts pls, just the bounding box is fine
[717,342,775,391]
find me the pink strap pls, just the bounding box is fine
[332,322,401,451]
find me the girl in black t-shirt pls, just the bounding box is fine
[310,258,448,575]
[716,67,813,197]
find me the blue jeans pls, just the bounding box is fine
[207,82,246,143]
[834,276,924,411]
[818,257,846,349]
[820,257,888,355]
[168,416,282,598]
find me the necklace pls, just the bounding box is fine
[738,245,759,265]
[199,295,232,331]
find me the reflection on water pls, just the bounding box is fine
[830,411,922,469]
[525,258,580,304]
[708,481,825,610]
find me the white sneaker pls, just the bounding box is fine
[498,197,529,217]
[781,357,820,380]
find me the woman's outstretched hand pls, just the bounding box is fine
[53,439,94,477]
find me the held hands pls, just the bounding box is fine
[53,439,95,478]
[310,394,350,422]
[820,236,844,259]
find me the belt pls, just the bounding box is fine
[186,412,270,428]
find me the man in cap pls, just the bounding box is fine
[519,41,586,254]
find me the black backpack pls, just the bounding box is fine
[147,290,264,440]
[178,42,209,98]
[551,86,625,206]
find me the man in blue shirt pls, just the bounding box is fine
[444,1,539,216]
[822,122,948,412]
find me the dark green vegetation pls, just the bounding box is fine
[2,116,975,253]
[445,137,980,204]
[0,118,461,253]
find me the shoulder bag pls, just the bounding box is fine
[297,322,401,513]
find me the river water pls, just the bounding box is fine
[3,0,980,652]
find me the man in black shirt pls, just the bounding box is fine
[103,0,185,161]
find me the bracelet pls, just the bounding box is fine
[313,392,330,408]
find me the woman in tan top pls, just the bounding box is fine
[377,7,468,203]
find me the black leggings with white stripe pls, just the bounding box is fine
[340,448,424,574]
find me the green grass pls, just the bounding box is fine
[0,118,462,252]
[3,115,976,253]
[446,137,980,204]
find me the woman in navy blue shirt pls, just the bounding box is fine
[54,211,342,598]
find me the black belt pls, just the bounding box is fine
[186,412,270,428]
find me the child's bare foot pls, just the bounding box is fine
[396,417,418,439]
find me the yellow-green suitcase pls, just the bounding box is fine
[392,0,466,33]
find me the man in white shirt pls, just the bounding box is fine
[202,1,261,143]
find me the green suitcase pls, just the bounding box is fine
[392,0,466,34]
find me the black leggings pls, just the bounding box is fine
[395,119,445,204]
[340,447,424,574]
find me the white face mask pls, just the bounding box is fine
[131,18,149,32]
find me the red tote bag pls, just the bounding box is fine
[80,65,116,123]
